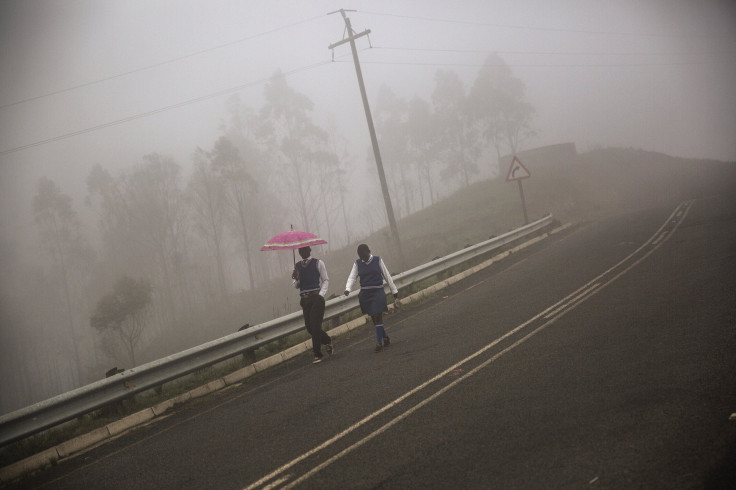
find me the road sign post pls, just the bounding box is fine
[505,156,531,224]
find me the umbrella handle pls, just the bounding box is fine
[290,224,295,265]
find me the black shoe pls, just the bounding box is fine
[383,336,390,347]
[325,343,333,356]
[375,344,383,353]
[312,356,323,364]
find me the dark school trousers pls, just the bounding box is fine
[300,293,331,357]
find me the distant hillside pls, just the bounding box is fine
[532,148,736,224]
[147,148,736,357]
[361,147,736,269]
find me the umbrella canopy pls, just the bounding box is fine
[260,230,327,251]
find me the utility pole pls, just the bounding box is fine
[329,9,405,269]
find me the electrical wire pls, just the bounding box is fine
[3,10,730,155]
[357,10,727,40]
[2,37,724,156]
[348,44,732,68]
[0,15,325,111]
[0,60,333,156]
[369,46,732,57]
[339,59,718,69]
[5,10,723,112]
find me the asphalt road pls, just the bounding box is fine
[18,196,736,489]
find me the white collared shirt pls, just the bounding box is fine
[344,254,398,294]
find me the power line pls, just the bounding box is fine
[0,15,325,111]
[1,43,721,156]
[0,61,332,156]
[358,10,726,40]
[4,9,727,112]
[3,10,728,156]
[370,46,734,57]
[342,44,731,68]
[337,59,720,69]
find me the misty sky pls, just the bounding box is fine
[1,0,735,249]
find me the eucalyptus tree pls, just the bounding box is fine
[257,71,338,236]
[221,94,289,284]
[208,136,259,289]
[373,85,415,218]
[324,120,353,247]
[431,70,481,189]
[311,149,344,249]
[86,154,189,332]
[468,54,536,164]
[406,96,440,208]
[188,148,231,300]
[32,177,94,383]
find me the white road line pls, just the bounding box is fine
[262,476,291,489]
[544,283,600,319]
[244,200,694,490]
[652,231,667,246]
[284,309,593,489]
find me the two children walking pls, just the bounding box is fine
[293,243,399,361]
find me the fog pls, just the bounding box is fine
[1,0,735,413]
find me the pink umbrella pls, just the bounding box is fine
[260,230,327,251]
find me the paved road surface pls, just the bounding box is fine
[19,196,736,489]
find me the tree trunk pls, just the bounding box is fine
[234,189,255,290]
[52,216,82,385]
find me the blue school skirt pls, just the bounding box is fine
[358,288,388,316]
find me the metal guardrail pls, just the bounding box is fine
[0,214,553,447]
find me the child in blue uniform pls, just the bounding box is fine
[343,244,400,352]
[293,246,333,363]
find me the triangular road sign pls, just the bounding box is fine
[505,156,531,182]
